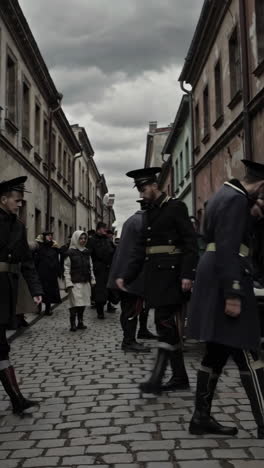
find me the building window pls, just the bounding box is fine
[58,141,62,173]
[35,208,41,236]
[195,103,200,148]
[22,81,30,140]
[185,138,190,174]
[179,152,184,182]
[34,102,41,152]
[6,54,17,123]
[229,27,241,98]
[43,118,48,163]
[175,161,179,189]
[63,150,67,178]
[82,169,85,195]
[79,161,82,193]
[51,132,56,167]
[214,60,223,120]
[203,85,210,139]
[68,158,72,184]
[256,0,264,63]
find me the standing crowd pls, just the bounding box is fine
[1,158,264,441]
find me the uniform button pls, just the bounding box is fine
[168,240,172,244]
[145,257,149,261]
[8,254,12,259]
[147,226,151,230]
[171,266,175,269]
[147,238,151,242]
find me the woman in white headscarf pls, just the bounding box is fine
[64,231,95,331]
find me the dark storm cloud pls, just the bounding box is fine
[19,0,204,231]
[21,0,203,75]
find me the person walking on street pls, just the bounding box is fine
[88,222,115,319]
[116,167,198,394]
[188,160,264,439]
[64,231,95,332]
[34,231,61,315]
[0,176,43,415]
[108,200,156,353]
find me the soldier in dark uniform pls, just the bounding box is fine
[0,176,43,415]
[116,167,198,394]
[188,160,264,439]
[108,199,156,353]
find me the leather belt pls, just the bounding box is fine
[206,243,249,257]
[146,245,182,255]
[0,262,21,274]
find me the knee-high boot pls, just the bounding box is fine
[239,366,264,439]
[0,366,39,415]
[138,308,157,340]
[77,308,87,330]
[189,368,238,436]
[69,308,77,332]
[139,347,169,395]
[161,348,190,391]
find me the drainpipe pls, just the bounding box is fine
[72,150,83,230]
[46,94,63,230]
[239,0,252,161]
[180,81,196,216]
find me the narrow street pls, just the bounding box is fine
[0,303,263,468]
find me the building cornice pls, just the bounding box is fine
[179,0,231,87]
[0,133,48,186]
[51,179,74,205]
[0,0,80,154]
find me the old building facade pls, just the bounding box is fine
[162,95,193,214]
[179,0,264,222]
[0,0,80,244]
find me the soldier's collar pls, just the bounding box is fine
[152,192,169,207]
[224,179,248,197]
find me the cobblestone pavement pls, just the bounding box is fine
[0,302,263,468]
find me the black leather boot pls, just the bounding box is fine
[139,347,169,395]
[0,367,39,415]
[77,308,87,330]
[69,308,77,331]
[96,303,105,319]
[189,369,238,436]
[162,349,190,391]
[239,367,264,439]
[121,341,150,353]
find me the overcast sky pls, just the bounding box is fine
[20,0,203,233]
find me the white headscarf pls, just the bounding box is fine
[69,230,87,251]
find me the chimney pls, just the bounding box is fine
[149,121,158,133]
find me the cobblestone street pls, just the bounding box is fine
[0,302,263,468]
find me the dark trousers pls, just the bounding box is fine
[0,327,10,361]
[201,342,264,427]
[120,293,143,344]
[202,342,260,373]
[155,305,181,347]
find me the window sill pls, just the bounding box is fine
[194,145,200,155]
[228,89,242,110]
[201,133,210,145]
[253,59,264,78]
[213,114,224,129]
[22,136,33,151]
[5,118,19,134]
[34,152,42,163]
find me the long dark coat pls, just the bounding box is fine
[88,234,115,304]
[123,194,198,308]
[188,179,260,350]
[0,208,43,328]
[107,210,145,297]
[34,241,61,305]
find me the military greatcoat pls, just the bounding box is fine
[123,194,198,308]
[0,208,43,328]
[189,179,260,351]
